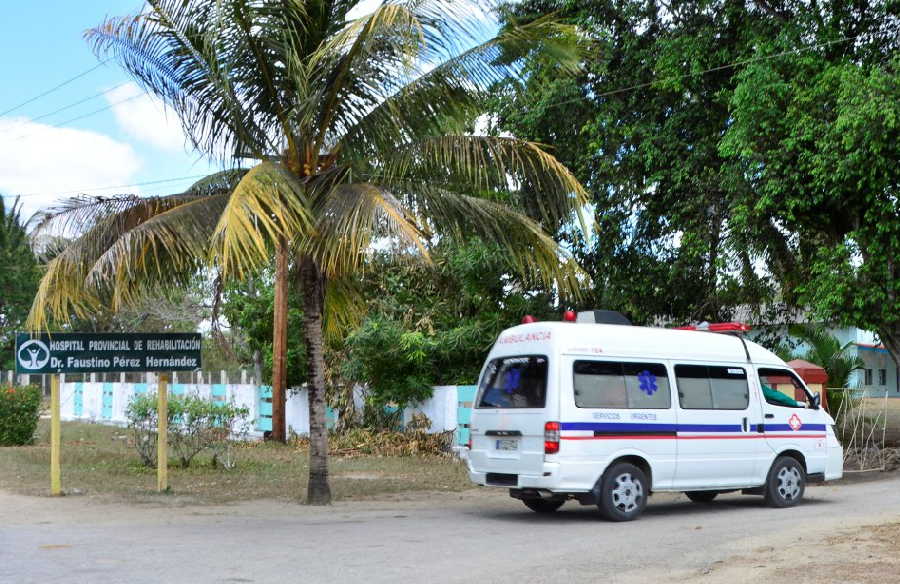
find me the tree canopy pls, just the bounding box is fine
[493,0,900,353]
[0,198,39,370]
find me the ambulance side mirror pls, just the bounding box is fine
[811,392,821,410]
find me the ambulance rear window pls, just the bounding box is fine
[476,355,548,409]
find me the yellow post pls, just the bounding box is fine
[157,373,169,492]
[50,374,61,496]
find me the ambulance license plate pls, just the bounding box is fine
[495,439,518,451]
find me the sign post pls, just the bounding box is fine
[157,373,169,492]
[15,332,201,496]
[50,374,61,496]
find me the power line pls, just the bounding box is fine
[0,59,110,118]
[27,82,131,125]
[43,92,145,131]
[6,91,147,141]
[544,33,870,110]
[0,82,132,135]
[3,174,210,199]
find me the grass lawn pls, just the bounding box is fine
[0,421,471,504]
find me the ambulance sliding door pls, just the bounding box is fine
[672,364,767,488]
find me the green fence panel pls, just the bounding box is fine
[101,383,114,419]
[73,382,83,417]
[456,385,477,445]
[257,386,273,432]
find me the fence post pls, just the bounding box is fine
[221,370,227,385]
[241,369,247,385]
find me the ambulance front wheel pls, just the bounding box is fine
[596,462,648,521]
[764,456,806,508]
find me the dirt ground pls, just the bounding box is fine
[690,520,900,584]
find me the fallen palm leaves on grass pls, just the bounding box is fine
[290,427,456,457]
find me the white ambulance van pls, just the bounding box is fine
[467,312,843,521]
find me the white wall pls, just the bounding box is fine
[58,379,469,443]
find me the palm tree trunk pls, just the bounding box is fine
[271,237,289,442]
[300,255,331,505]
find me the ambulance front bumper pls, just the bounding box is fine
[825,444,844,481]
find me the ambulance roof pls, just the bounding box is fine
[490,321,785,366]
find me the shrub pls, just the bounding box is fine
[0,385,42,446]
[125,392,250,468]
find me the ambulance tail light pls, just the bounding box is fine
[467,433,472,450]
[544,421,560,454]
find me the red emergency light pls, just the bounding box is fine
[674,321,751,332]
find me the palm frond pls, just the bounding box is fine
[323,276,367,342]
[374,135,589,229]
[27,170,245,328]
[391,182,585,297]
[300,182,430,278]
[86,1,302,162]
[212,161,314,277]
[86,192,231,307]
[27,252,100,331]
[334,10,579,159]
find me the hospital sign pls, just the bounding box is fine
[15,332,202,374]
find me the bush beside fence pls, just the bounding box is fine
[0,385,42,446]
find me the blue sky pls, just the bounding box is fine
[0,1,220,218]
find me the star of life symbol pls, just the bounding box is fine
[788,413,803,431]
[637,370,658,396]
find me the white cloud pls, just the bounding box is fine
[0,117,141,218]
[105,82,188,153]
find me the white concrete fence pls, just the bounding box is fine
[15,371,476,446]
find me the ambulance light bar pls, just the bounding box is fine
[674,322,751,332]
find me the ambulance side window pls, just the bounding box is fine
[573,361,670,409]
[675,365,749,410]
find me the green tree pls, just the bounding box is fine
[343,237,561,406]
[491,0,776,325]
[28,1,587,504]
[220,271,308,388]
[0,198,39,369]
[720,3,900,367]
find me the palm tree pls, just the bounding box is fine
[788,324,864,389]
[26,0,587,504]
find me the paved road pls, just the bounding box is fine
[3,476,900,584]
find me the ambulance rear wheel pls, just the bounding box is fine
[522,498,564,513]
[764,456,806,508]
[596,463,648,521]
[685,491,718,503]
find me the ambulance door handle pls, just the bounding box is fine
[764,414,774,419]
[742,417,748,432]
